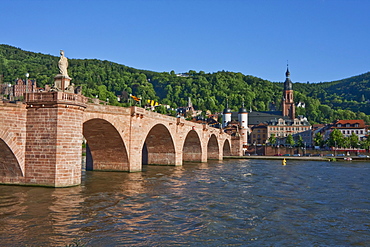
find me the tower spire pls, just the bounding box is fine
[286,60,290,78]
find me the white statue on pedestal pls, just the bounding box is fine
[58,50,69,77]
[52,50,72,92]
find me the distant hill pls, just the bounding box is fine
[1,44,369,124]
[293,71,370,115]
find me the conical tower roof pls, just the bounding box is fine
[284,66,292,90]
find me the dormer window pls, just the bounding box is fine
[346,124,350,127]
[355,123,359,127]
[337,124,341,127]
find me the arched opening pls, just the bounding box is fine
[207,134,219,160]
[142,142,148,165]
[0,139,23,178]
[223,139,231,156]
[83,119,129,171]
[183,130,202,162]
[143,124,176,165]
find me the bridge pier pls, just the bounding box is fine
[24,92,86,187]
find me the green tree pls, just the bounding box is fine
[359,138,370,150]
[286,134,295,147]
[314,132,324,147]
[296,135,304,147]
[349,132,359,148]
[267,134,277,146]
[328,129,345,148]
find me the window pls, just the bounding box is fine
[346,124,350,127]
[355,124,359,127]
[337,124,342,127]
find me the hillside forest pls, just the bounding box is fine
[1,44,370,124]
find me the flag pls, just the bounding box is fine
[130,95,141,102]
[147,99,160,106]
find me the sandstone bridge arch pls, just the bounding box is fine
[142,123,176,165]
[0,137,24,180]
[1,94,240,187]
[83,118,129,171]
[182,130,202,162]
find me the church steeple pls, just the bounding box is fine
[284,64,292,90]
[282,64,295,119]
[285,63,290,77]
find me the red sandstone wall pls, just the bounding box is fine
[25,103,85,187]
[25,107,59,186]
[55,106,84,187]
[0,102,27,184]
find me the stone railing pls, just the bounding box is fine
[25,92,88,104]
[25,92,88,109]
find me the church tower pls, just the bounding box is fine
[282,66,295,119]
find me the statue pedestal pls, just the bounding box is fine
[54,74,72,92]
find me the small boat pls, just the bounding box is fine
[344,157,352,161]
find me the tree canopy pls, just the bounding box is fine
[1,44,370,124]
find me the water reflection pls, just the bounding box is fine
[0,160,370,246]
[48,186,85,244]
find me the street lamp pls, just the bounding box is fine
[25,73,29,93]
[7,84,11,100]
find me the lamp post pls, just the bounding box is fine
[7,84,11,100]
[25,73,29,93]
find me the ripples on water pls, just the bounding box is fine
[1,159,370,246]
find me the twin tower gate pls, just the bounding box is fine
[0,92,242,187]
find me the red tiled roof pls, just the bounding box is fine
[332,119,365,128]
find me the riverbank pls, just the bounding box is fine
[224,155,370,161]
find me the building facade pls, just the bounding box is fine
[323,119,367,141]
[13,78,37,97]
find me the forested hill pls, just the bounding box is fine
[1,44,370,124]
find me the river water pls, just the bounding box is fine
[1,159,370,246]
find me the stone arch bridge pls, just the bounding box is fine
[0,92,242,187]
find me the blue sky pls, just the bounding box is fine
[1,0,369,83]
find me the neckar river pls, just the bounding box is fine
[1,159,370,246]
